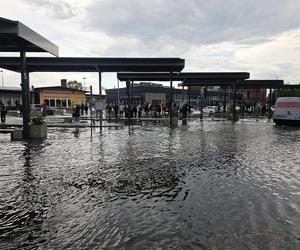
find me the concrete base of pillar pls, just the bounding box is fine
[163,119,170,126]
[171,117,178,127]
[29,124,47,140]
[11,129,23,141]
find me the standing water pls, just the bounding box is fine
[0,120,299,249]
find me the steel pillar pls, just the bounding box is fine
[126,80,131,124]
[188,86,191,106]
[170,72,173,126]
[223,86,227,112]
[98,72,103,132]
[131,81,134,107]
[117,79,120,117]
[20,50,30,139]
[232,82,237,123]
[268,88,272,120]
[241,98,245,118]
[255,88,259,116]
[90,85,93,137]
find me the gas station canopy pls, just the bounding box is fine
[0,17,58,56]
[117,72,250,81]
[0,57,185,72]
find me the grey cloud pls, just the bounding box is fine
[85,0,300,44]
[234,37,272,45]
[26,0,77,19]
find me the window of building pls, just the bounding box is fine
[50,99,55,107]
[68,99,71,108]
[56,99,61,107]
[44,99,49,106]
[62,99,67,107]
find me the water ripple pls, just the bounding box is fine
[0,122,299,249]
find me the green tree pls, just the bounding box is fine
[269,88,300,105]
[67,80,83,90]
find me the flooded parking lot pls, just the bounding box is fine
[0,120,299,249]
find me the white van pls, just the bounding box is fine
[273,97,300,125]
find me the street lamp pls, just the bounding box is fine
[82,77,86,90]
[0,70,3,86]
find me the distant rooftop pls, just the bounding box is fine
[34,86,85,91]
[0,86,21,91]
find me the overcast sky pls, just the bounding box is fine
[1,0,300,94]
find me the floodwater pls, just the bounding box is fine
[0,120,299,249]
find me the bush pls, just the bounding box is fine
[30,109,45,125]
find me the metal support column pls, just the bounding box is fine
[90,85,93,137]
[126,80,131,125]
[98,72,103,132]
[223,86,227,112]
[268,88,272,120]
[200,91,203,111]
[200,89,203,121]
[20,50,30,139]
[232,82,237,123]
[170,72,173,126]
[188,86,191,106]
[131,81,134,109]
[228,85,231,107]
[255,88,259,116]
[117,79,120,118]
[241,97,245,118]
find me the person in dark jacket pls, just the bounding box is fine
[74,104,81,120]
[84,104,89,115]
[180,103,188,125]
[107,104,112,120]
[81,103,85,116]
[132,105,137,118]
[114,104,119,119]
[1,104,7,123]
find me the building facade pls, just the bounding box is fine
[106,82,245,107]
[242,89,267,106]
[34,86,86,109]
[106,82,185,106]
[0,86,34,108]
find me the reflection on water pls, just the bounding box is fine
[0,121,299,249]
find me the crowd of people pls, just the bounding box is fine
[0,99,275,125]
[105,103,172,119]
[105,102,193,119]
[72,103,89,119]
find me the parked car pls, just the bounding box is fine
[202,106,218,114]
[30,104,55,115]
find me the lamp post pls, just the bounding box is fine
[0,70,3,86]
[117,79,120,107]
[82,77,86,90]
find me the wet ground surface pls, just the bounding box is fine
[0,119,299,249]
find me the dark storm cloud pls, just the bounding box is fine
[26,0,77,19]
[86,0,300,44]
